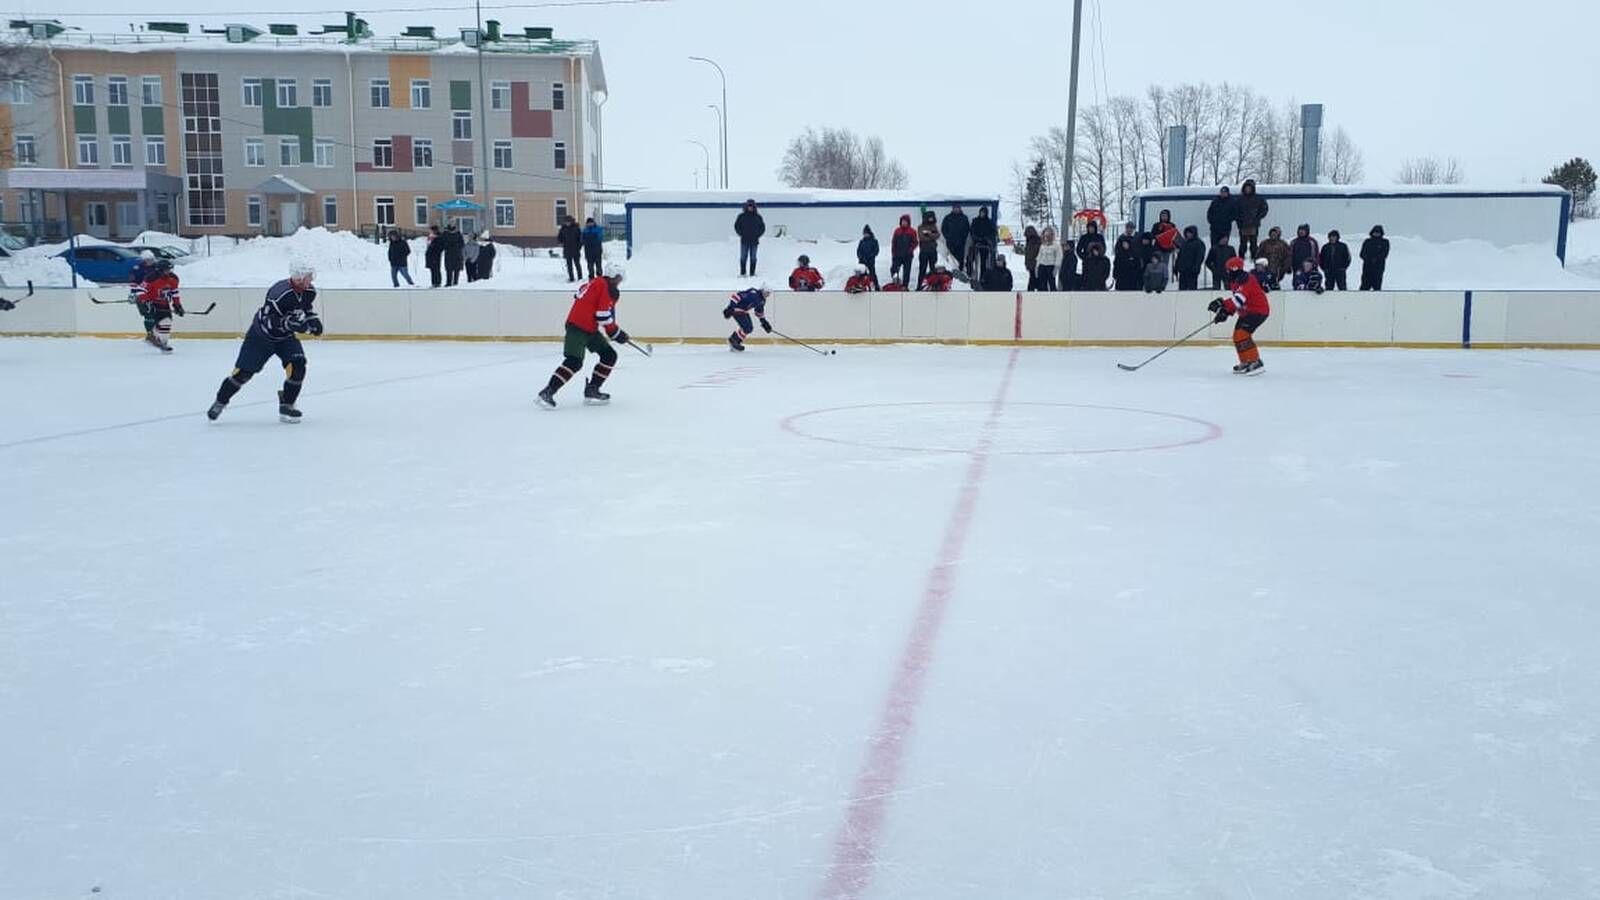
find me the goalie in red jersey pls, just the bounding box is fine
[1208,256,1271,375]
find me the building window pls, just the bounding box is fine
[182,72,225,227]
[414,196,430,226]
[141,75,161,106]
[410,79,431,109]
[374,196,396,226]
[490,81,509,110]
[279,137,300,167]
[242,77,263,107]
[244,137,265,167]
[453,166,473,196]
[412,138,433,169]
[554,198,568,227]
[314,138,334,168]
[106,76,129,106]
[8,79,30,104]
[370,79,390,108]
[14,134,36,165]
[322,195,338,227]
[312,79,333,107]
[76,135,98,166]
[73,75,94,105]
[493,140,512,170]
[554,141,566,170]
[145,136,165,165]
[247,195,263,227]
[494,198,515,228]
[276,80,298,108]
[552,82,564,111]
[452,111,472,141]
[372,138,393,169]
[110,135,133,166]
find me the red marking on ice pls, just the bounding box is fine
[1013,292,1023,340]
[816,347,1020,900]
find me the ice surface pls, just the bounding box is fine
[3,337,1599,899]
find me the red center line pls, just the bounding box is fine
[817,346,1022,900]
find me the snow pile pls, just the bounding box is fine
[1561,218,1600,282]
[625,235,975,291]
[1378,235,1596,290]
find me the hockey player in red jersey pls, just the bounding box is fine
[135,257,185,353]
[538,262,630,408]
[1208,256,1271,375]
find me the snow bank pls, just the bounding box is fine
[627,188,998,205]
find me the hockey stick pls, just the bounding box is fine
[622,338,653,357]
[178,303,218,316]
[772,329,836,356]
[89,294,134,304]
[0,280,34,309]
[1116,319,1216,372]
[90,295,215,315]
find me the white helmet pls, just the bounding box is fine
[603,260,625,280]
[854,264,867,275]
[139,250,156,261]
[289,259,315,283]
[757,281,771,295]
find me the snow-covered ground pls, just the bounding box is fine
[3,338,1598,899]
[6,221,1600,292]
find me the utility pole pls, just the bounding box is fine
[1059,0,1083,239]
[475,0,490,227]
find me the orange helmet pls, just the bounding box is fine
[1224,256,1247,273]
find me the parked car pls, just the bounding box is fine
[55,244,144,283]
[0,232,27,258]
[127,244,191,263]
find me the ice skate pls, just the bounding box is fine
[1241,359,1265,376]
[537,388,557,409]
[278,390,302,423]
[583,381,611,405]
[206,400,227,421]
[729,333,745,352]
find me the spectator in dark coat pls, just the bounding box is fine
[941,205,970,267]
[1075,220,1105,267]
[1205,237,1239,290]
[424,224,443,287]
[1319,230,1352,291]
[1290,224,1320,274]
[1079,243,1111,291]
[917,211,942,285]
[581,217,605,279]
[442,223,465,286]
[1174,226,1207,291]
[1258,226,1292,284]
[1112,224,1142,291]
[1207,186,1237,246]
[557,216,583,281]
[1360,225,1390,290]
[734,199,765,276]
[476,231,496,281]
[1022,225,1041,290]
[1293,258,1325,294]
[856,225,880,286]
[968,206,998,279]
[1233,179,1269,260]
[890,214,917,287]
[1142,254,1169,293]
[981,254,1014,291]
[387,230,413,287]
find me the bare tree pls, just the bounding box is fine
[777,127,909,190]
[1395,156,1465,185]
[1320,127,1365,184]
[0,41,56,167]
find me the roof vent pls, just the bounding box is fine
[525,26,553,40]
[460,27,482,48]
[11,19,66,38]
[402,25,435,38]
[268,23,298,35]
[147,21,189,34]
[485,19,501,41]
[225,24,263,43]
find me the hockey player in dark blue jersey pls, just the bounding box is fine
[723,284,773,352]
[207,261,322,423]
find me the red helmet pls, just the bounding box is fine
[1224,256,1247,273]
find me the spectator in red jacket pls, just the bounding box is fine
[881,275,909,292]
[788,255,825,292]
[890,214,917,288]
[1150,208,1180,271]
[918,264,954,292]
[844,264,876,294]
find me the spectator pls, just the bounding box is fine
[1079,242,1111,291]
[1150,208,1180,271]
[1234,179,1269,260]
[1035,227,1062,291]
[476,231,496,281]
[941,204,970,269]
[968,206,998,279]
[463,232,481,282]
[890,215,918,287]
[1207,185,1236,247]
[1142,252,1169,293]
[1112,224,1142,291]
[582,217,605,280]
[1021,225,1041,289]
[1251,257,1276,291]
[857,225,880,286]
[919,263,954,292]
[442,222,465,286]
[1205,236,1239,290]
[844,264,876,294]
[917,211,942,285]
[1290,224,1320,274]
[881,274,909,292]
[387,230,413,287]
[982,254,1014,291]
[1293,258,1325,294]
[789,254,825,292]
[735,198,765,276]
[424,224,444,288]
[1174,225,1207,291]
[1258,226,1292,285]
[557,216,583,282]
[1075,219,1105,270]
[1360,225,1390,290]
[1319,230,1352,291]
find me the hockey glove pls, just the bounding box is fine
[173,302,186,317]
[136,300,152,318]
[285,310,308,333]
[306,315,324,337]
[1207,298,1225,313]
[0,299,14,311]
[722,304,734,319]
[613,329,630,345]
[1213,309,1230,324]
[759,318,773,333]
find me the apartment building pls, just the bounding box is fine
[0,17,606,244]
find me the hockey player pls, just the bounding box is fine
[129,249,158,291]
[537,262,630,408]
[880,275,908,293]
[844,265,876,294]
[135,257,185,352]
[1208,256,1271,375]
[789,255,825,292]
[918,264,953,292]
[207,262,321,422]
[723,284,773,352]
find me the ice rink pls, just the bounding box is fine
[3,336,1598,900]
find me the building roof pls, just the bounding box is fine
[627,189,999,207]
[3,167,182,193]
[252,175,314,196]
[1135,183,1570,199]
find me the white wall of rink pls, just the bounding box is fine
[5,287,1600,348]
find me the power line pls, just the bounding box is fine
[45,0,668,19]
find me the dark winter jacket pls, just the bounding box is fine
[1360,235,1390,270]
[1143,259,1169,292]
[1207,194,1237,233]
[1290,233,1320,272]
[1293,268,1325,293]
[1319,240,1352,273]
[1234,183,1268,230]
[981,264,1014,291]
[1113,234,1142,287]
[1258,237,1292,279]
[387,237,411,266]
[891,218,918,258]
[582,223,605,257]
[1205,242,1239,280]
[424,234,443,266]
[857,233,879,265]
[1075,229,1105,262]
[476,240,496,278]
[1023,228,1041,270]
[442,228,465,266]
[968,211,997,248]
[1079,252,1111,290]
[558,221,582,255]
[941,210,970,248]
[735,209,766,244]
[1175,235,1207,276]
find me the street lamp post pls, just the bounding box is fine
[689,56,728,188]
[475,0,490,229]
[687,140,711,191]
[707,104,724,188]
[1060,0,1083,240]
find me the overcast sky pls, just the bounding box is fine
[35,0,1600,199]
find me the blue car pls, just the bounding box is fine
[55,244,143,283]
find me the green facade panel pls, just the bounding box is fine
[450,80,472,110]
[73,105,97,135]
[107,106,131,134]
[261,78,314,157]
[141,106,164,135]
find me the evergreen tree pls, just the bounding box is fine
[1543,157,1597,220]
[1022,157,1051,225]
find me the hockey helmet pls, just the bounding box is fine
[139,249,156,262]
[288,259,316,284]
[798,254,810,266]
[603,260,626,281]
[854,264,867,275]
[1224,256,1247,273]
